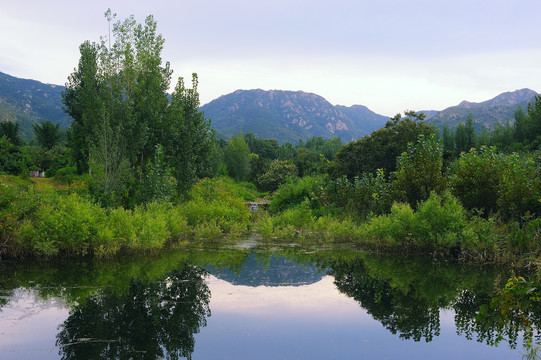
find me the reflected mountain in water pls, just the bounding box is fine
[204,252,326,287]
[0,244,540,359]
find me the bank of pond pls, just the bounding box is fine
[0,242,540,359]
[1,175,539,266]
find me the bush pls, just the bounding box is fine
[449,146,505,216]
[360,192,498,254]
[183,177,251,237]
[392,134,446,207]
[451,147,541,220]
[496,154,541,221]
[327,170,392,219]
[269,176,322,214]
[22,194,106,256]
[413,192,467,248]
[257,159,297,192]
[54,166,77,184]
[131,202,170,249]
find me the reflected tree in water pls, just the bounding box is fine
[455,276,541,350]
[56,264,211,360]
[331,260,440,342]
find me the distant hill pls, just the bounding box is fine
[0,72,70,140]
[1,71,538,143]
[200,89,388,144]
[424,88,538,131]
[205,253,325,287]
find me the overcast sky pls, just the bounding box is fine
[1,0,540,116]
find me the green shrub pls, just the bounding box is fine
[312,216,359,243]
[24,194,106,256]
[272,206,314,230]
[392,134,446,207]
[184,177,251,236]
[497,154,541,221]
[450,146,505,216]
[131,202,171,249]
[413,192,467,248]
[54,166,77,184]
[255,212,274,238]
[327,170,392,219]
[269,176,321,214]
[257,159,297,192]
[164,205,189,241]
[193,220,223,240]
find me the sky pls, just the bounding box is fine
[1,0,540,116]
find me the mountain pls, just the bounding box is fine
[0,72,70,140]
[1,71,538,143]
[200,89,388,144]
[424,88,538,131]
[205,253,326,287]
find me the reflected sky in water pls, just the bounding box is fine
[0,289,69,359]
[193,275,520,360]
[0,247,529,359]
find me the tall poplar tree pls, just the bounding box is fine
[63,10,213,204]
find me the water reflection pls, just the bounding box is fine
[206,253,325,286]
[0,244,539,359]
[332,260,441,342]
[55,265,210,360]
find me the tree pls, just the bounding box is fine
[513,106,526,144]
[525,95,541,149]
[63,10,213,202]
[224,131,250,182]
[392,134,446,207]
[441,123,455,161]
[0,121,22,147]
[0,136,22,174]
[165,74,215,195]
[32,120,63,149]
[244,132,279,161]
[331,111,434,179]
[257,159,298,192]
[88,111,131,207]
[449,146,505,216]
[140,144,176,203]
[62,40,101,174]
[455,114,476,154]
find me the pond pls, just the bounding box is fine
[0,239,538,359]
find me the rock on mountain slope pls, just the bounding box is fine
[200,89,388,144]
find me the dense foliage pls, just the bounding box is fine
[331,111,434,179]
[62,11,214,205]
[0,176,258,258]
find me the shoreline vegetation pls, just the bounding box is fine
[0,172,539,266]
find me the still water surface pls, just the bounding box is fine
[0,241,535,359]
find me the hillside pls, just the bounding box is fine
[0,71,538,143]
[424,88,538,131]
[200,89,388,144]
[0,72,70,140]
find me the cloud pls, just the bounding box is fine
[1,0,541,114]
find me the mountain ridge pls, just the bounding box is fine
[0,71,538,143]
[423,88,538,130]
[200,89,388,144]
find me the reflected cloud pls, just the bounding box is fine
[207,275,364,318]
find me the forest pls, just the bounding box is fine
[0,12,540,264]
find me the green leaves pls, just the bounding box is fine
[64,12,214,204]
[224,131,250,182]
